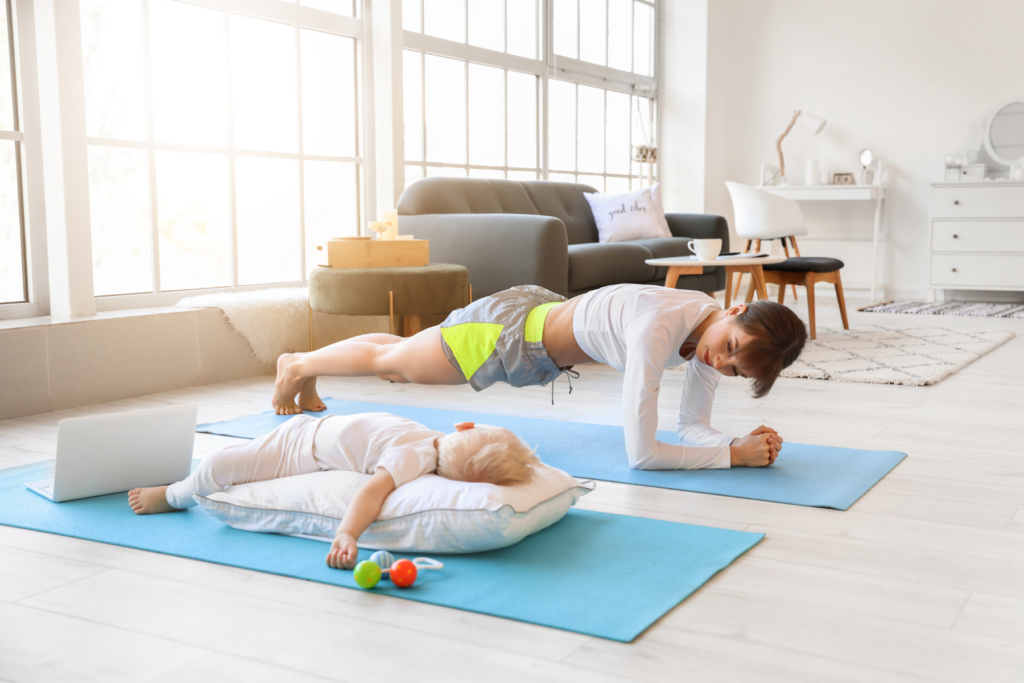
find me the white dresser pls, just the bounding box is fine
[929,182,1024,297]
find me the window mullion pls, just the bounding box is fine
[6,0,27,304]
[630,0,634,74]
[223,9,238,289]
[295,21,306,281]
[464,60,469,173]
[13,0,48,314]
[33,0,95,316]
[140,0,161,296]
[421,46,426,168]
[541,0,552,179]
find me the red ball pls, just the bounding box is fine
[389,559,418,588]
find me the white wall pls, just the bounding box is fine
[662,0,1024,298]
[658,0,709,214]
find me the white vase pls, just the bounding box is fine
[805,160,819,186]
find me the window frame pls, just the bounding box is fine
[0,0,660,321]
[0,0,35,319]
[401,0,658,188]
[0,0,372,319]
[88,0,369,311]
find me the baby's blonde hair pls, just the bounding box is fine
[436,424,539,486]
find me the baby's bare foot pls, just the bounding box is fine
[272,353,305,415]
[297,376,326,412]
[128,486,179,515]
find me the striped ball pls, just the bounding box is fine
[369,550,395,569]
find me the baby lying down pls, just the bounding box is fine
[129,413,538,568]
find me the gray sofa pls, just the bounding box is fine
[397,177,730,299]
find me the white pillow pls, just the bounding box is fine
[584,183,672,243]
[194,462,594,554]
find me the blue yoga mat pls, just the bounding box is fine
[1,460,761,642]
[199,398,906,511]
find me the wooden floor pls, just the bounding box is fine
[2,295,1023,682]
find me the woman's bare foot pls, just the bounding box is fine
[297,376,326,412]
[272,353,306,415]
[128,486,179,514]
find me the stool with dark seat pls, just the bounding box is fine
[745,256,848,340]
[308,264,470,349]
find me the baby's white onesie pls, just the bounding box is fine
[165,413,444,509]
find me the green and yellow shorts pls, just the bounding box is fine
[439,285,568,392]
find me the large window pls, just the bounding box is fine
[0,0,659,319]
[0,0,26,305]
[402,0,657,190]
[81,0,363,301]
[547,80,653,192]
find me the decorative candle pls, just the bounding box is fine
[381,209,399,241]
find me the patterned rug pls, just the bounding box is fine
[860,301,1024,318]
[779,325,1014,386]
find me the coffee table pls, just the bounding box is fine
[645,255,788,303]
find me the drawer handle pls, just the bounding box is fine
[953,200,960,205]
[953,234,958,238]
[952,268,957,272]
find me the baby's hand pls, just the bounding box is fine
[326,533,358,570]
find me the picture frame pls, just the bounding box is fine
[832,172,855,185]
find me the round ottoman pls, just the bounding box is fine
[308,264,470,345]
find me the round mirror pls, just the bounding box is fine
[858,149,874,168]
[984,100,1024,167]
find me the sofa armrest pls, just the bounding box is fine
[665,214,730,252]
[399,214,569,298]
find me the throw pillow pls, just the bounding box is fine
[584,183,672,243]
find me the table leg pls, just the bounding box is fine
[308,301,314,351]
[870,195,883,302]
[665,266,681,289]
[724,267,733,308]
[804,272,817,339]
[750,266,769,301]
[782,237,798,300]
[402,315,421,337]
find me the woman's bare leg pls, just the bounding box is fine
[273,334,402,414]
[272,328,466,414]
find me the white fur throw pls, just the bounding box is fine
[177,288,312,365]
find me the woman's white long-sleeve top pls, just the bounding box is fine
[571,284,735,470]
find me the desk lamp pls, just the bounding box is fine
[776,110,826,185]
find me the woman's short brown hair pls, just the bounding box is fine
[733,301,808,399]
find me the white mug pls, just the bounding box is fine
[688,238,722,261]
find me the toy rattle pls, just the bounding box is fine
[352,552,444,590]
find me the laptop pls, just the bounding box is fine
[25,405,198,502]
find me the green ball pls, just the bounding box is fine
[353,560,381,589]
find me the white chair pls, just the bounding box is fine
[724,182,809,305]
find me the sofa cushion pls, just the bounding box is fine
[397,177,601,247]
[522,181,600,245]
[567,243,656,291]
[397,177,541,216]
